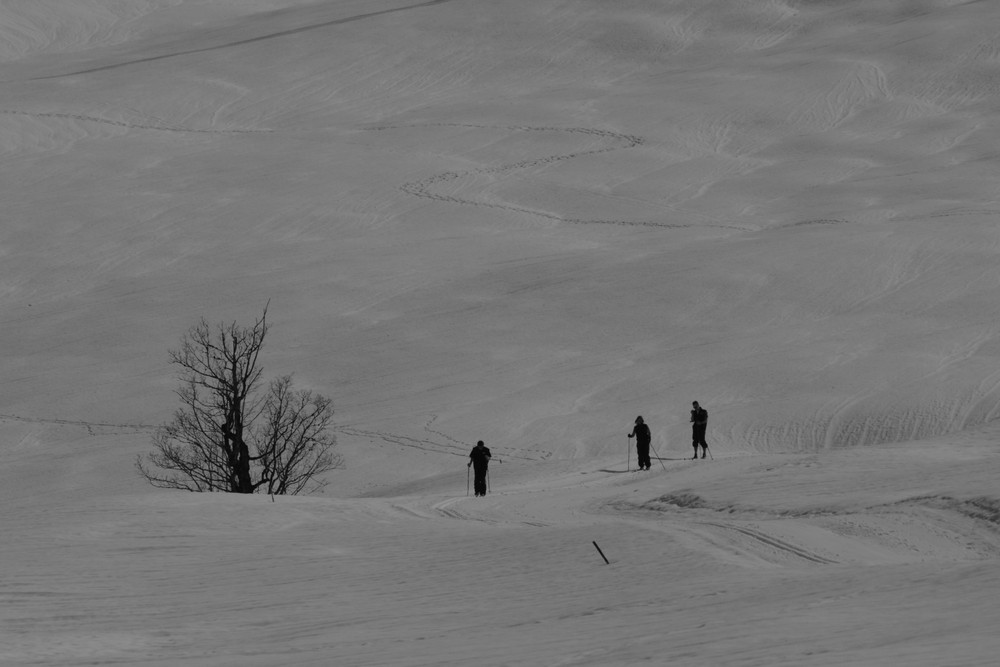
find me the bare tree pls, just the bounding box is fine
[136,306,340,494]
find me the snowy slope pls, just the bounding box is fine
[2,0,1000,664]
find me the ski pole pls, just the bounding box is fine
[626,436,631,472]
[486,469,490,494]
[467,465,470,496]
[706,445,714,460]
[648,441,667,471]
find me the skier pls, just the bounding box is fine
[627,416,652,470]
[690,401,709,459]
[468,440,492,496]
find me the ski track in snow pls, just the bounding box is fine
[421,413,552,462]
[601,487,1000,567]
[599,496,847,567]
[0,413,154,436]
[24,0,462,81]
[365,122,754,231]
[374,453,1000,569]
[416,477,1000,568]
[698,521,839,565]
[337,415,552,463]
[336,424,469,458]
[0,411,552,463]
[0,108,271,134]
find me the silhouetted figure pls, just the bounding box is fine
[690,401,708,459]
[468,440,492,496]
[628,416,652,470]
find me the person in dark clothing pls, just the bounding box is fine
[628,416,652,470]
[690,401,708,459]
[468,440,492,496]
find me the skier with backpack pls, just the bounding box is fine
[627,416,652,470]
[690,401,709,459]
[468,440,492,496]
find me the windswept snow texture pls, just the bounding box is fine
[3,0,1000,664]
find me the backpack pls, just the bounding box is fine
[636,423,651,442]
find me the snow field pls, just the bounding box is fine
[3,0,1000,664]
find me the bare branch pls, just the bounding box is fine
[136,305,339,495]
